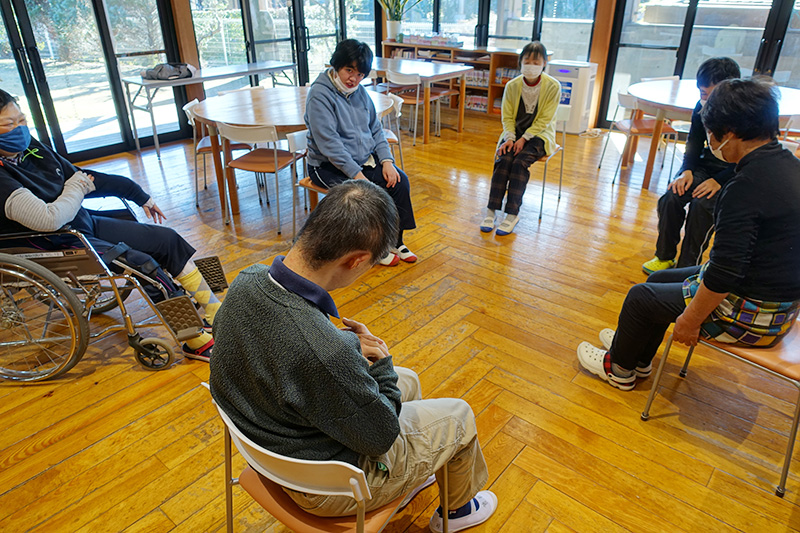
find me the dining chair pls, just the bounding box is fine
[641,325,800,498]
[386,70,457,145]
[205,384,450,533]
[598,91,678,183]
[383,93,405,169]
[182,99,251,207]
[534,104,571,220]
[216,122,297,233]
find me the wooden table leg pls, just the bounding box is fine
[642,109,665,189]
[423,83,431,144]
[458,73,466,132]
[206,124,228,218]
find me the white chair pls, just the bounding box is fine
[284,130,318,238]
[383,93,405,169]
[205,385,450,533]
[598,91,678,183]
[386,71,457,145]
[216,123,297,233]
[182,99,250,207]
[535,104,571,220]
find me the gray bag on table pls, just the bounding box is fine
[141,63,193,81]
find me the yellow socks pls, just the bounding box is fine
[176,267,221,324]
[185,331,213,351]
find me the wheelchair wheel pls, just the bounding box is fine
[0,253,89,382]
[135,337,174,371]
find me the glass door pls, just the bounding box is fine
[300,0,342,82]
[773,3,800,87]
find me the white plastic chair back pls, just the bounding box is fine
[784,114,800,139]
[554,104,571,123]
[617,92,638,110]
[211,396,372,502]
[285,130,308,153]
[388,93,404,118]
[641,75,680,82]
[386,70,421,87]
[216,122,280,145]
[182,98,200,126]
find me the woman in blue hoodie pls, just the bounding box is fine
[304,39,416,267]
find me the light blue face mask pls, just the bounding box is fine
[0,124,31,154]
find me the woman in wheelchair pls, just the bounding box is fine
[0,89,216,362]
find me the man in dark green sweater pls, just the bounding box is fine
[210,180,496,532]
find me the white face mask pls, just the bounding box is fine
[699,99,707,108]
[707,132,730,162]
[521,63,544,80]
[332,71,359,95]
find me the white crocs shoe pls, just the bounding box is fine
[577,342,635,391]
[597,329,652,378]
[429,490,498,532]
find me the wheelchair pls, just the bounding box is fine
[0,199,226,382]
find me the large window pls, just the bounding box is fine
[440,0,480,47]
[346,0,377,53]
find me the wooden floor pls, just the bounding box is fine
[2,111,800,533]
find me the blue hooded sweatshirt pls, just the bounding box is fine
[304,68,393,179]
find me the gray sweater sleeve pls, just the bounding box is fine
[4,171,96,232]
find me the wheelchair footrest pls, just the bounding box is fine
[156,295,204,340]
[194,256,228,293]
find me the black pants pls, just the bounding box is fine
[51,214,195,302]
[609,266,700,371]
[655,166,716,267]
[487,137,546,216]
[309,161,416,232]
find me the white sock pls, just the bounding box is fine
[485,208,496,218]
[503,214,518,223]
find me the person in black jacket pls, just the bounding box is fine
[579,78,800,391]
[0,89,217,361]
[642,57,740,274]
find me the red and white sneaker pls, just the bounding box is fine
[392,245,417,263]
[378,252,400,266]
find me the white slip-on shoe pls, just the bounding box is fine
[392,245,418,263]
[479,215,495,233]
[378,252,400,266]
[429,490,498,533]
[495,215,519,236]
[577,342,635,391]
[598,329,652,378]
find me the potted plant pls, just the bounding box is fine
[378,0,422,40]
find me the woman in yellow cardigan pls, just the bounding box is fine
[480,42,561,235]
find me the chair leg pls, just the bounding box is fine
[356,499,366,533]
[641,335,674,421]
[559,128,566,200]
[679,345,694,377]
[540,160,548,220]
[598,127,613,169]
[412,102,419,146]
[612,145,624,185]
[669,134,677,178]
[224,426,235,533]
[442,466,449,533]
[777,386,800,497]
[275,170,281,235]
[194,149,200,208]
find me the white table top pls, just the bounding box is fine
[121,61,296,89]
[372,57,473,82]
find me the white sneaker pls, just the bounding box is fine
[378,252,400,266]
[479,215,495,233]
[597,329,652,378]
[576,342,635,391]
[399,474,436,508]
[429,490,498,532]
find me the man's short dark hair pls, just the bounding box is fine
[330,39,373,77]
[295,180,398,269]
[0,89,17,111]
[701,78,779,142]
[519,41,548,68]
[696,57,740,88]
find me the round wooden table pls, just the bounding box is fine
[626,79,800,189]
[192,86,394,218]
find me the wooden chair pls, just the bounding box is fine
[384,93,405,169]
[181,99,250,207]
[216,122,297,233]
[598,91,678,183]
[641,325,800,497]
[386,70,457,145]
[206,386,450,533]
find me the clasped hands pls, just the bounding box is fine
[497,137,527,156]
[341,317,390,363]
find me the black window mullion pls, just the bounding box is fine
[597,0,628,130]
[477,0,490,47]
[531,0,544,41]
[374,0,384,54]
[292,0,310,86]
[338,0,346,41]
[433,0,441,33]
[756,0,794,75]
[673,0,700,78]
